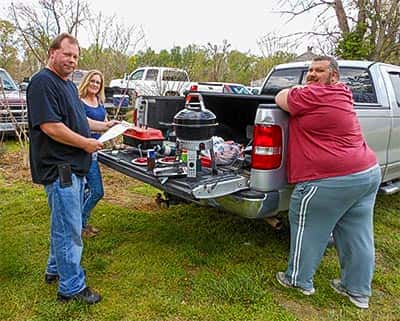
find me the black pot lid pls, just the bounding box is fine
[173,107,217,126]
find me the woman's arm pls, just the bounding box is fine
[87,118,120,131]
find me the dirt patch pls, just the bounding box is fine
[101,165,157,211]
[0,148,156,211]
[0,149,31,184]
[274,293,328,320]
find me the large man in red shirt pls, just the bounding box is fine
[274,56,380,309]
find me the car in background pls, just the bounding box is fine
[0,68,27,134]
[189,82,252,94]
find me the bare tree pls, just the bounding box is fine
[274,0,400,62]
[9,0,90,66]
[257,32,300,57]
[7,0,146,83]
[205,40,231,81]
[80,11,145,83]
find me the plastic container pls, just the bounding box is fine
[122,126,164,149]
[200,155,212,168]
[181,151,188,162]
[147,150,156,171]
[113,94,129,107]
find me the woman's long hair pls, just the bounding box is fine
[78,70,105,103]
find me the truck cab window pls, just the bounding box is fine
[162,70,189,82]
[388,72,400,107]
[145,69,159,81]
[130,70,144,81]
[340,68,377,104]
[261,69,303,95]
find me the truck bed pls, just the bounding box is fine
[200,93,276,143]
[138,93,276,144]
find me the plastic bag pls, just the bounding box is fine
[202,136,243,165]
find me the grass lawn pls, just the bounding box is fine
[0,141,399,321]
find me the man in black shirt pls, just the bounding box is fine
[27,33,114,304]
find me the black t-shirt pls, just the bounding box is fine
[27,68,91,185]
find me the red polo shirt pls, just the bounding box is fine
[286,83,377,184]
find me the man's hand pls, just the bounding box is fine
[83,138,103,153]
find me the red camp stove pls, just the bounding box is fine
[123,126,164,149]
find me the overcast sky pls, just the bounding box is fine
[0,0,315,56]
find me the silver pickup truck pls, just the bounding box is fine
[98,60,400,224]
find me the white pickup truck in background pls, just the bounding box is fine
[109,67,191,97]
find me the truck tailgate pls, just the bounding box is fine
[98,149,249,202]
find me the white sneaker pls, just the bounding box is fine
[330,279,369,309]
[276,272,315,296]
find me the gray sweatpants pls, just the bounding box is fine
[284,164,381,296]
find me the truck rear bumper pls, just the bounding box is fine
[210,189,280,219]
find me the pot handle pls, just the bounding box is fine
[185,92,206,111]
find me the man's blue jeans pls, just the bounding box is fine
[45,174,86,296]
[82,154,104,228]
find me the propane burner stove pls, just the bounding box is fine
[177,138,216,178]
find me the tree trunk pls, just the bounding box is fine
[334,0,350,34]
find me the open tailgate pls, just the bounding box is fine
[98,149,249,202]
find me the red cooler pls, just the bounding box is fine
[123,126,164,149]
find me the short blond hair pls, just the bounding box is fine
[78,70,105,103]
[48,33,80,58]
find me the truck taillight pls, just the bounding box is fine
[252,124,282,169]
[190,84,198,91]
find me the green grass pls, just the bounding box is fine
[127,184,161,197]
[1,143,400,320]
